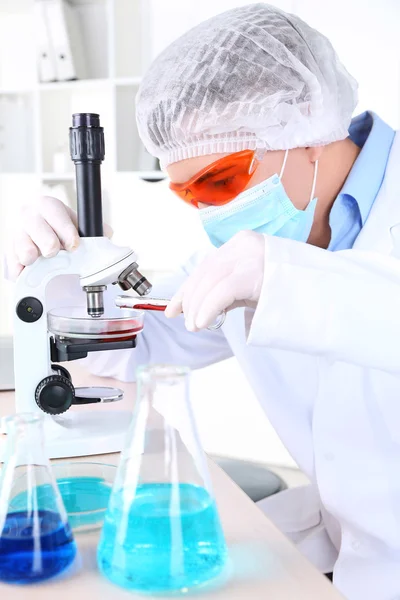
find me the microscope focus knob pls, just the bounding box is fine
[35,375,75,415]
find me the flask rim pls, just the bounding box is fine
[3,412,44,431]
[137,364,191,380]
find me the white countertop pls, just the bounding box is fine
[0,365,343,599]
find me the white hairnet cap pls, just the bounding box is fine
[136,3,358,167]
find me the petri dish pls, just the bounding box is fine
[10,462,116,533]
[47,306,144,340]
[52,462,116,532]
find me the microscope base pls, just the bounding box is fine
[46,410,132,459]
[0,410,132,460]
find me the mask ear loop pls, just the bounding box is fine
[254,147,266,168]
[278,150,318,207]
[309,160,319,204]
[279,150,289,179]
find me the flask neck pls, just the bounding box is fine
[3,413,47,467]
[136,366,193,436]
[119,365,213,495]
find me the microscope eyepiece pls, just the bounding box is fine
[72,113,100,128]
[70,112,105,164]
[69,112,153,319]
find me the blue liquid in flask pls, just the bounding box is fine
[0,509,77,584]
[98,483,227,592]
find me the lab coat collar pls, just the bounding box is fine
[343,112,395,225]
[353,130,400,255]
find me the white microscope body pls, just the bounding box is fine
[10,113,151,459]
[12,238,147,459]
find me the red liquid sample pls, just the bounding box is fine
[119,303,167,312]
[97,327,143,344]
[97,320,144,342]
[98,334,139,343]
[103,325,144,335]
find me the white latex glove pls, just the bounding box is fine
[165,230,265,331]
[5,196,112,281]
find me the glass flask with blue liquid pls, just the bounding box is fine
[97,365,227,593]
[0,413,77,584]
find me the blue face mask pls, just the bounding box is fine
[199,152,318,248]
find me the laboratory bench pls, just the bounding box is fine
[0,364,344,599]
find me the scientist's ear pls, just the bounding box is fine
[305,146,324,164]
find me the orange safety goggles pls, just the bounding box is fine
[169,150,259,208]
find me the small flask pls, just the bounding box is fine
[97,365,227,593]
[0,413,77,584]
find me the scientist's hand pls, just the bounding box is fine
[165,230,265,331]
[5,196,112,281]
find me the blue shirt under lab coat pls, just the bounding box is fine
[328,111,395,251]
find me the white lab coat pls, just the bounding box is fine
[85,132,400,599]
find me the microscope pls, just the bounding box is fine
[11,113,152,459]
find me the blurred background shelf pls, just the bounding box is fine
[42,172,75,181]
[0,0,154,181]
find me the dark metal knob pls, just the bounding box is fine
[35,375,75,415]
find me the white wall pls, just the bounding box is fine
[149,0,400,129]
[292,0,400,128]
[149,0,292,55]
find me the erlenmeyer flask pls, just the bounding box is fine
[0,413,77,584]
[97,365,227,593]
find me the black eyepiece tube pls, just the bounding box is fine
[69,113,105,238]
